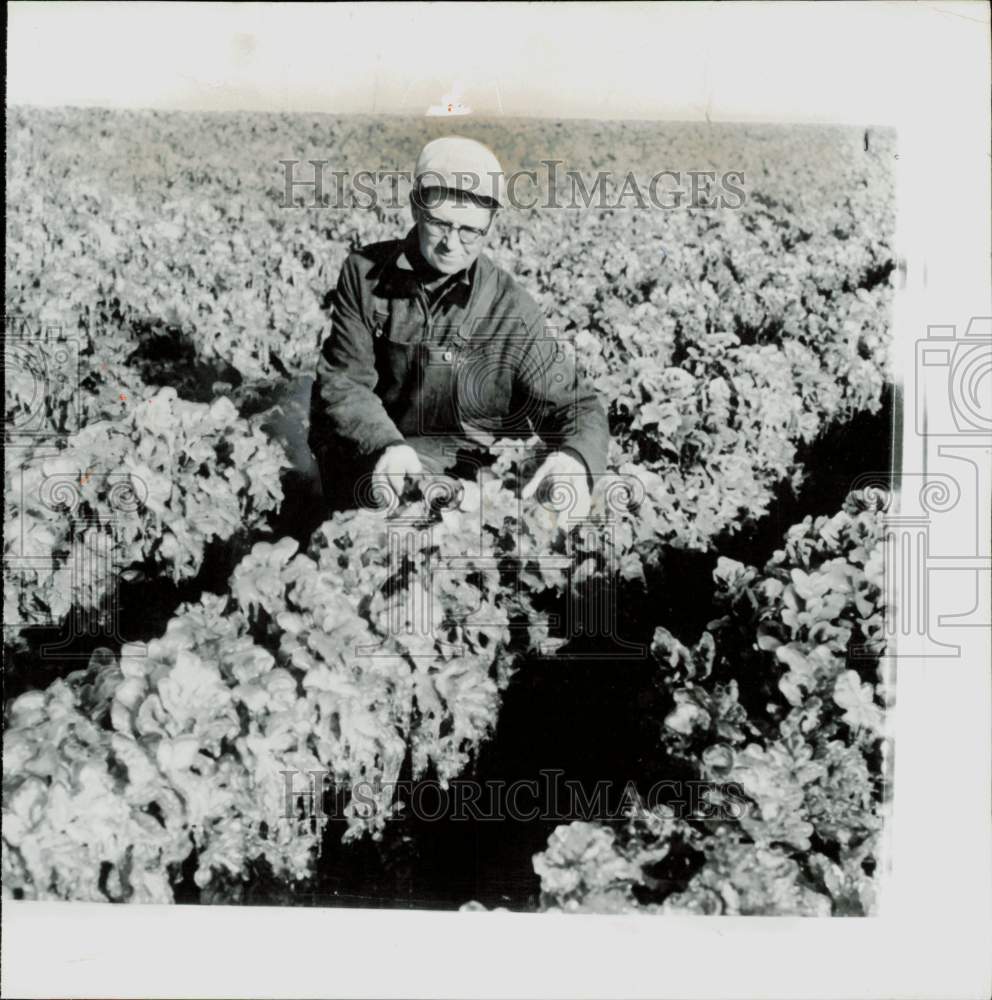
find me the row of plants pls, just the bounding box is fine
[4,386,288,641]
[4,108,895,910]
[4,474,890,910]
[2,445,618,901]
[531,494,889,916]
[7,109,893,565]
[7,110,893,391]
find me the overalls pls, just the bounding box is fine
[309,231,609,512]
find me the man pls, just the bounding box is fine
[309,136,609,519]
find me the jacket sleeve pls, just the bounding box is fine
[309,254,406,460]
[513,310,610,491]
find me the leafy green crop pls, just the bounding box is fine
[3,109,894,910]
[4,388,288,633]
[4,452,599,897]
[533,495,888,916]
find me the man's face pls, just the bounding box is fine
[412,190,495,275]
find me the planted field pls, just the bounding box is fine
[4,108,895,913]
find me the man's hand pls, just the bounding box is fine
[372,443,423,505]
[521,451,591,522]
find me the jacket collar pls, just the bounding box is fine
[376,227,493,303]
[395,228,474,287]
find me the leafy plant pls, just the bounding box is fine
[4,387,288,635]
[4,109,895,911]
[533,496,888,916]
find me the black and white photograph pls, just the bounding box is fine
[3,3,990,998]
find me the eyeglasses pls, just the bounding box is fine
[419,211,492,247]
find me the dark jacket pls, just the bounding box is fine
[309,229,609,494]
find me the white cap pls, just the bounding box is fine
[413,136,503,207]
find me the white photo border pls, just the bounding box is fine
[3,2,990,998]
